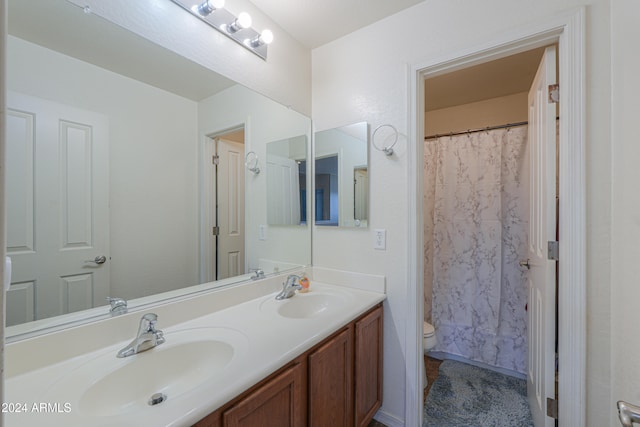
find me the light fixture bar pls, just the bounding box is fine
[170,0,271,60]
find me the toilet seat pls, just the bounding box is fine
[423,321,435,338]
[423,321,436,353]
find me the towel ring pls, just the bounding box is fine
[245,151,260,174]
[372,124,398,156]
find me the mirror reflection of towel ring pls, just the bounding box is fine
[245,151,260,174]
[372,124,398,156]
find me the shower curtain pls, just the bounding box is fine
[424,126,529,374]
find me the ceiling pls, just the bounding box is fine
[248,0,425,49]
[424,47,547,111]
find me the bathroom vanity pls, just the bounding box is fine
[193,304,383,427]
[4,271,385,427]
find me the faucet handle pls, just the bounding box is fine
[140,313,160,332]
[107,297,127,315]
[285,274,302,286]
[250,268,265,280]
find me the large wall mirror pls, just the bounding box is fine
[5,0,311,339]
[314,122,369,227]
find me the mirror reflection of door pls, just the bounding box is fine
[353,167,368,223]
[6,92,110,326]
[265,135,307,227]
[203,129,245,282]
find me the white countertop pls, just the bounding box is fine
[4,280,385,427]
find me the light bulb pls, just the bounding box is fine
[227,12,252,33]
[194,0,224,16]
[249,29,274,47]
[237,12,252,29]
[260,29,274,45]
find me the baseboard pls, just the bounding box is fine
[373,409,405,427]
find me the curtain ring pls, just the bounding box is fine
[372,124,398,156]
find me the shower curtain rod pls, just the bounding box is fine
[424,120,528,140]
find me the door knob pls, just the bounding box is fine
[519,259,531,270]
[86,255,107,265]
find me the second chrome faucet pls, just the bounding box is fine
[275,274,302,300]
[117,313,165,358]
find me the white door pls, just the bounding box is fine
[217,139,245,280]
[527,46,557,427]
[6,92,109,326]
[266,154,301,225]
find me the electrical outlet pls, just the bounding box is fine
[259,225,267,241]
[374,229,386,250]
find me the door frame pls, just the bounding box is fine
[407,8,586,427]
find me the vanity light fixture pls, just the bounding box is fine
[170,0,273,60]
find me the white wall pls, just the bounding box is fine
[611,0,640,423]
[198,85,312,272]
[7,36,200,300]
[425,92,528,136]
[69,0,312,116]
[312,0,612,425]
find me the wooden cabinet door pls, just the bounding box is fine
[193,410,221,427]
[354,305,383,427]
[308,326,354,427]
[223,362,306,427]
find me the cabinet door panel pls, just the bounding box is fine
[309,326,354,427]
[355,305,383,427]
[224,362,306,427]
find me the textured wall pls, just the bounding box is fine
[312,0,611,424]
[611,0,640,423]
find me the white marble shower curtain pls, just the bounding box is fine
[424,126,529,374]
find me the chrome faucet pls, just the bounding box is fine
[117,313,165,358]
[250,268,265,280]
[107,297,127,315]
[275,274,302,300]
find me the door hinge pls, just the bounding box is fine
[212,226,220,236]
[548,84,559,103]
[212,155,219,165]
[546,397,559,419]
[548,241,559,260]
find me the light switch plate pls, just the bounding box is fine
[374,229,386,250]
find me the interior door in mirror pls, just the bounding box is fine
[314,122,368,227]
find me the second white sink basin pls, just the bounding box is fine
[261,289,352,319]
[40,327,248,417]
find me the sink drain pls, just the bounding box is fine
[148,393,168,406]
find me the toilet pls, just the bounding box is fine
[422,321,437,388]
[423,321,436,353]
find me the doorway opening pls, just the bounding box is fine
[422,46,558,426]
[201,127,246,283]
[408,10,586,427]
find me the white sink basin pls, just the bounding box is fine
[261,290,352,319]
[41,327,247,416]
